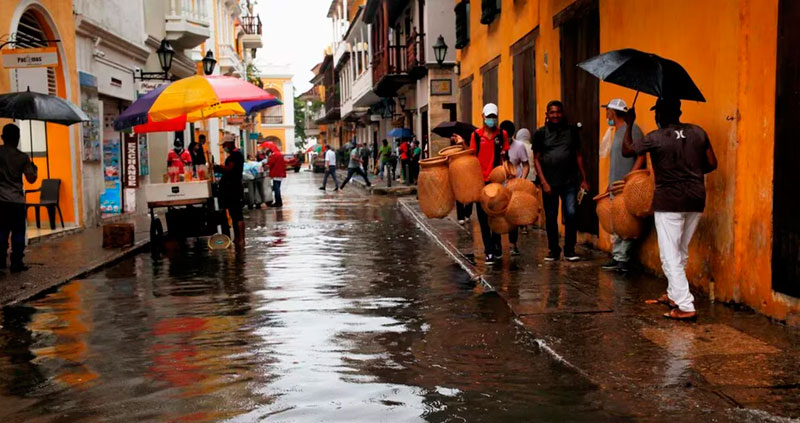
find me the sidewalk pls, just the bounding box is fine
[400,198,800,421]
[0,213,154,306]
[335,168,417,196]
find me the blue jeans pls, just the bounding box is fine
[0,202,27,265]
[322,165,338,189]
[542,185,578,256]
[272,179,282,206]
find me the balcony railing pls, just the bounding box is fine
[372,45,407,84]
[262,116,283,124]
[165,0,211,49]
[406,29,424,69]
[240,15,262,35]
[169,0,209,22]
[325,84,340,112]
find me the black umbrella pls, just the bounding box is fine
[577,48,705,103]
[433,121,477,142]
[0,87,89,176]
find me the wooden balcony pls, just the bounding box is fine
[372,32,426,97]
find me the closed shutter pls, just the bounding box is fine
[459,78,473,125]
[455,1,470,49]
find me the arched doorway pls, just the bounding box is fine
[261,88,283,124]
[9,5,78,227]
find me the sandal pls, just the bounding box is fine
[663,308,697,321]
[645,294,677,308]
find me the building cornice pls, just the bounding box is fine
[76,15,151,63]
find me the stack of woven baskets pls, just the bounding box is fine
[593,169,655,239]
[417,144,484,218]
[479,164,540,234]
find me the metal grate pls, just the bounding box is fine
[15,11,57,96]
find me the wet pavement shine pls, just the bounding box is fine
[0,172,631,423]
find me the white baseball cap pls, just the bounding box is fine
[482,103,498,116]
[602,98,628,112]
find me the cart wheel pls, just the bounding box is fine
[150,218,164,242]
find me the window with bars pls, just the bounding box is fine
[455,1,470,49]
[14,11,57,95]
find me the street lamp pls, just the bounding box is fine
[398,96,406,111]
[202,50,217,75]
[134,38,175,81]
[433,35,448,65]
[383,98,395,119]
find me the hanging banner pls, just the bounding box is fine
[124,133,139,188]
[1,47,58,68]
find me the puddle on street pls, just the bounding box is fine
[0,174,629,422]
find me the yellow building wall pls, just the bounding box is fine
[0,1,81,225]
[456,0,799,322]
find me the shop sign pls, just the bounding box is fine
[137,80,165,96]
[431,79,453,96]
[227,116,244,125]
[124,134,139,188]
[1,47,58,68]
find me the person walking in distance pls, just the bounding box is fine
[601,98,645,272]
[319,144,339,191]
[533,100,590,262]
[505,122,531,257]
[340,141,372,189]
[265,148,287,208]
[378,139,393,182]
[450,133,473,225]
[398,138,411,184]
[409,140,421,184]
[470,103,509,265]
[0,124,38,272]
[214,136,246,247]
[622,97,717,321]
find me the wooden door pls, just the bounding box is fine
[512,30,537,133]
[773,0,800,297]
[559,6,599,235]
[481,57,499,107]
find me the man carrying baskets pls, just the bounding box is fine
[470,103,509,265]
[622,97,717,321]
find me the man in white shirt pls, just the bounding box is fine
[319,146,339,191]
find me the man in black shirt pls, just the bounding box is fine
[214,137,245,246]
[533,100,590,262]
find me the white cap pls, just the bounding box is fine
[482,103,498,116]
[602,98,628,112]
[514,128,531,143]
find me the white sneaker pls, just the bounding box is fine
[564,254,581,262]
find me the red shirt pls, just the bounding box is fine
[470,127,509,181]
[267,152,287,178]
[167,149,192,173]
[399,141,410,160]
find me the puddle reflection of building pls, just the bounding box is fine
[0,306,48,396]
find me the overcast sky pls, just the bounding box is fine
[254,0,333,95]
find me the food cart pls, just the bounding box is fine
[145,172,226,243]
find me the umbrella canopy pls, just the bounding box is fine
[388,127,414,139]
[577,48,705,102]
[0,88,89,125]
[113,76,280,130]
[432,121,477,141]
[132,102,250,134]
[259,141,280,154]
[305,143,319,153]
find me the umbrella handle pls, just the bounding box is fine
[632,91,640,107]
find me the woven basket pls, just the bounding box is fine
[489,215,514,234]
[480,183,511,217]
[418,156,454,218]
[506,178,538,196]
[610,181,625,197]
[611,194,644,239]
[488,166,507,184]
[438,145,465,157]
[448,149,484,204]
[505,191,539,226]
[594,191,613,234]
[503,161,517,179]
[623,169,655,217]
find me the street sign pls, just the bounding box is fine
[1,47,58,68]
[137,80,165,96]
[124,133,139,188]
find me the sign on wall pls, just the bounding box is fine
[124,133,139,188]
[1,47,58,68]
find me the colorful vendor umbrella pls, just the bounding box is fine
[113,76,280,130]
[133,102,249,134]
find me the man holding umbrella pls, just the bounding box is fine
[0,124,37,272]
[622,98,717,321]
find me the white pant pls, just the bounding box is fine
[654,212,702,312]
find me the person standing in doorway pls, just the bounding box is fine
[214,136,245,247]
[602,98,645,272]
[470,103,509,265]
[0,124,37,272]
[409,140,421,184]
[505,122,531,257]
[533,100,590,262]
[340,141,372,189]
[622,97,717,321]
[265,148,286,207]
[320,144,339,191]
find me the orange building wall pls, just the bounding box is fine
[456,0,800,322]
[0,1,82,225]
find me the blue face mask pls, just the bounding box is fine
[484,118,497,128]
[607,119,615,126]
